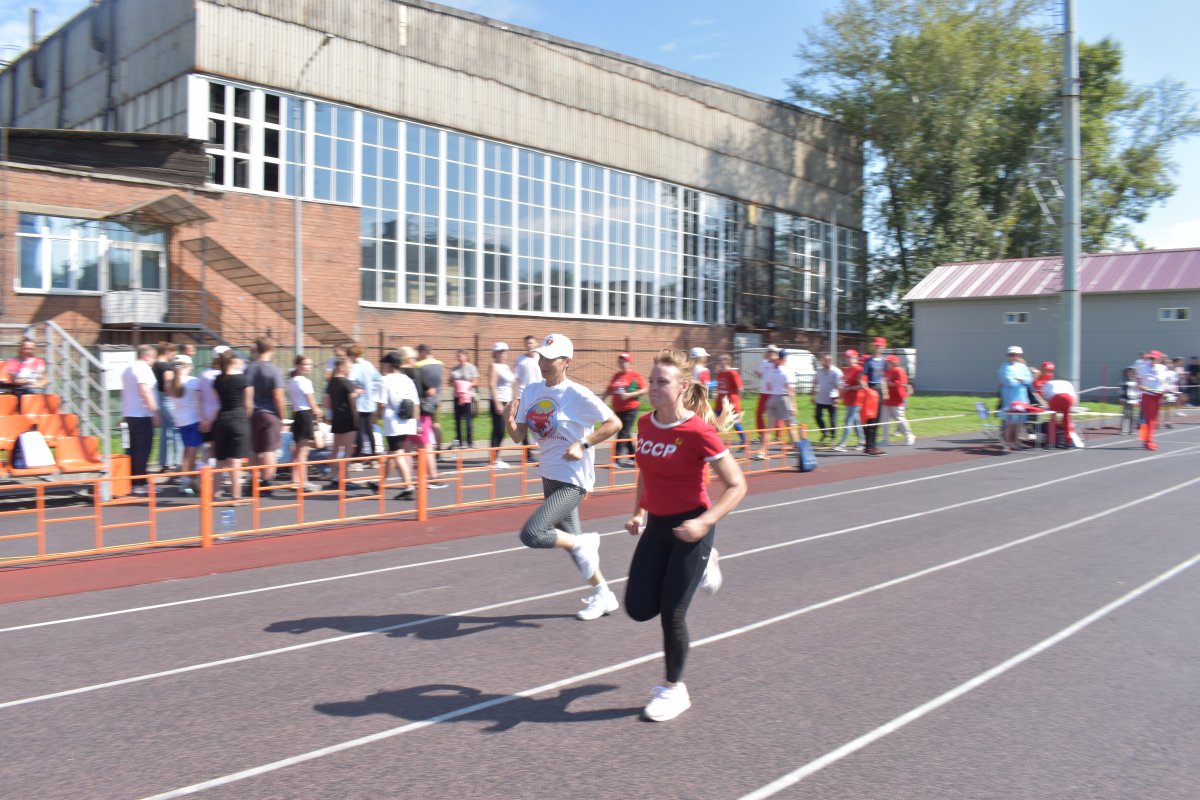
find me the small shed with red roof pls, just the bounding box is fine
[903,248,1200,393]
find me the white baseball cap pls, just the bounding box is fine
[1006,345,1023,355]
[689,346,709,358]
[534,333,574,360]
[492,342,509,352]
[212,345,231,355]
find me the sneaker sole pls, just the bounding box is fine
[643,700,691,722]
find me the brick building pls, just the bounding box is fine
[1,0,867,356]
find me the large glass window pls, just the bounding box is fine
[15,214,166,293]
[199,77,865,329]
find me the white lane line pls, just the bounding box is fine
[735,547,1200,800]
[4,426,1189,634]
[4,443,1198,711]
[135,472,1200,800]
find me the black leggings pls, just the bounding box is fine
[454,400,475,447]
[624,507,714,683]
[814,403,837,437]
[490,404,505,450]
[356,412,376,456]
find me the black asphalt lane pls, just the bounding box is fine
[1,429,1197,799]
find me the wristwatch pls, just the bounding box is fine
[579,439,591,450]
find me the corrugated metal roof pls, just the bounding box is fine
[904,248,1200,301]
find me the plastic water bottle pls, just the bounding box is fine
[218,508,236,537]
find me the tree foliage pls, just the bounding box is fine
[790,0,1200,343]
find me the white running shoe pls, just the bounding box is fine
[571,532,601,581]
[906,434,916,446]
[643,682,691,721]
[699,548,722,594]
[576,589,619,620]
[491,459,511,469]
[831,444,847,452]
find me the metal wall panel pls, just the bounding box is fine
[193,0,861,221]
[0,0,195,132]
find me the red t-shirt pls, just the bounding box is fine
[841,365,863,405]
[714,368,743,412]
[635,412,728,516]
[884,366,908,407]
[606,370,645,413]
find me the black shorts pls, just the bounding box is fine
[291,409,314,442]
[386,434,406,452]
[214,416,250,461]
[331,413,356,435]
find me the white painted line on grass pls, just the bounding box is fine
[735,546,1200,799]
[4,426,1191,635]
[4,443,1198,711]
[134,472,1200,800]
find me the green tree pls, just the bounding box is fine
[791,0,1199,343]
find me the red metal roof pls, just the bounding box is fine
[904,248,1200,301]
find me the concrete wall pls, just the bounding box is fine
[913,293,1200,394]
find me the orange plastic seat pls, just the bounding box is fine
[55,436,105,474]
[32,413,80,443]
[0,416,33,452]
[5,461,58,477]
[0,395,17,416]
[20,394,61,416]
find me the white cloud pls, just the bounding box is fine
[659,40,679,53]
[690,51,724,62]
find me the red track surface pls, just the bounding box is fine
[0,448,980,604]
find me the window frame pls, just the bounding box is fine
[14,214,167,296]
[1004,311,1030,324]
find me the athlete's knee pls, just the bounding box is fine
[519,523,555,549]
[623,589,659,622]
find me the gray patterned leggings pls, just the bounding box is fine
[519,478,586,548]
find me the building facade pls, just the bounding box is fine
[905,250,1200,394]
[2,0,866,352]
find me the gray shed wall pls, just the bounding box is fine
[914,292,1200,395]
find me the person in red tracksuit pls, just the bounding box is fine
[624,348,747,722]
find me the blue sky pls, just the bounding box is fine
[3,0,1196,250]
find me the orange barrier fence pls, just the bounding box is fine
[0,425,807,568]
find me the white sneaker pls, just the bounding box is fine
[906,435,916,446]
[699,548,722,594]
[853,445,865,451]
[643,682,691,721]
[576,589,619,620]
[491,459,511,470]
[831,444,847,452]
[571,532,601,581]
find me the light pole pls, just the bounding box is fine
[293,33,334,356]
[829,183,866,358]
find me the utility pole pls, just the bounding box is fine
[1061,0,1082,388]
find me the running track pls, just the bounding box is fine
[1,427,1198,799]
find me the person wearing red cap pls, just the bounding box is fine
[1136,350,1169,449]
[881,354,915,445]
[1040,377,1078,448]
[601,352,647,468]
[831,349,864,451]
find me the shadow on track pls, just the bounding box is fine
[264,612,574,640]
[315,683,640,732]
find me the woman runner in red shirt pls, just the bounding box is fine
[624,349,747,722]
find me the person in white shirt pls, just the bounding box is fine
[375,351,419,501]
[505,333,621,620]
[121,344,160,494]
[488,342,516,469]
[169,355,204,496]
[810,353,843,444]
[1136,349,1170,450]
[287,355,324,494]
[753,345,779,443]
[512,334,543,458]
[754,349,798,460]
